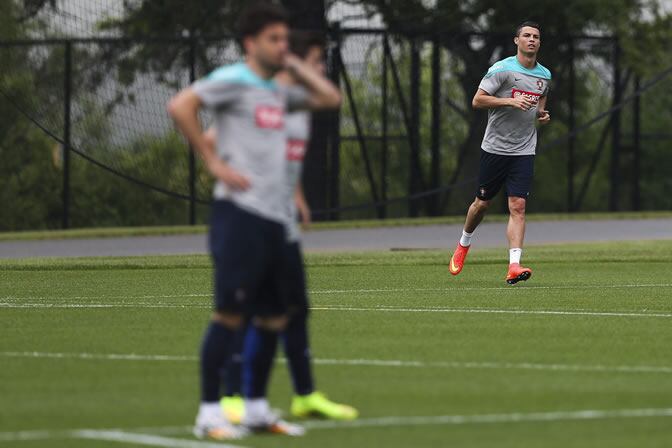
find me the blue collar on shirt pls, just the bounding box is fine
[485,56,551,80]
[206,62,278,90]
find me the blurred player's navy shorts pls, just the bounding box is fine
[208,200,287,317]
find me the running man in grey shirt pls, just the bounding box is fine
[449,21,551,285]
[167,3,341,441]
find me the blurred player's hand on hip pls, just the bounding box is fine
[207,159,251,191]
[297,198,311,230]
[537,109,551,124]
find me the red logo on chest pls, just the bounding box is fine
[512,89,541,105]
[287,140,307,161]
[255,106,284,129]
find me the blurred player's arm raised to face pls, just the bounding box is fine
[284,53,341,111]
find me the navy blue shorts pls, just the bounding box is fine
[256,242,309,317]
[476,150,535,201]
[281,242,309,314]
[209,200,287,317]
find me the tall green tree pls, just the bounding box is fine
[0,0,63,230]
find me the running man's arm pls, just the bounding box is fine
[472,88,534,111]
[537,95,551,124]
[473,67,534,111]
[285,54,341,111]
[294,184,311,229]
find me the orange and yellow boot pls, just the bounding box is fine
[506,263,532,285]
[449,243,471,276]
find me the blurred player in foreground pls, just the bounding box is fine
[216,30,357,424]
[168,3,340,440]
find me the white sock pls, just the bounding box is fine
[509,248,522,265]
[245,398,270,420]
[460,230,474,247]
[199,402,222,419]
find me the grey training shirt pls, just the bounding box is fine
[283,110,311,242]
[192,62,308,224]
[478,56,551,156]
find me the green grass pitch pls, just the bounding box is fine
[1,241,671,447]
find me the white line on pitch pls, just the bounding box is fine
[0,427,191,443]
[74,430,247,448]
[0,294,210,301]
[2,407,672,442]
[2,351,672,375]
[313,305,672,318]
[310,283,672,295]
[0,302,202,309]
[0,282,670,302]
[0,351,196,362]
[301,407,672,430]
[2,301,671,318]
[0,429,64,442]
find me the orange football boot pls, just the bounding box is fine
[506,263,532,285]
[449,243,470,276]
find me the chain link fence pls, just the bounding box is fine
[2,25,671,230]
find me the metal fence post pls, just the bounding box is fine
[568,39,576,212]
[188,38,197,225]
[609,39,622,211]
[409,38,421,217]
[381,34,389,219]
[430,37,441,216]
[62,40,72,229]
[632,75,641,211]
[328,24,342,221]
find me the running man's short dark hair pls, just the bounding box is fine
[237,3,290,41]
[290,31,327,58]
[515,21,541,37]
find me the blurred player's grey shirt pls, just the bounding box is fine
[478,56,551,156]
[283,109,311,242]
[192,62,308,224]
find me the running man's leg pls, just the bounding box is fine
[464,197,491,234]
[505,155,534,284]
[506,196,527,250]
[450,150,505,275]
